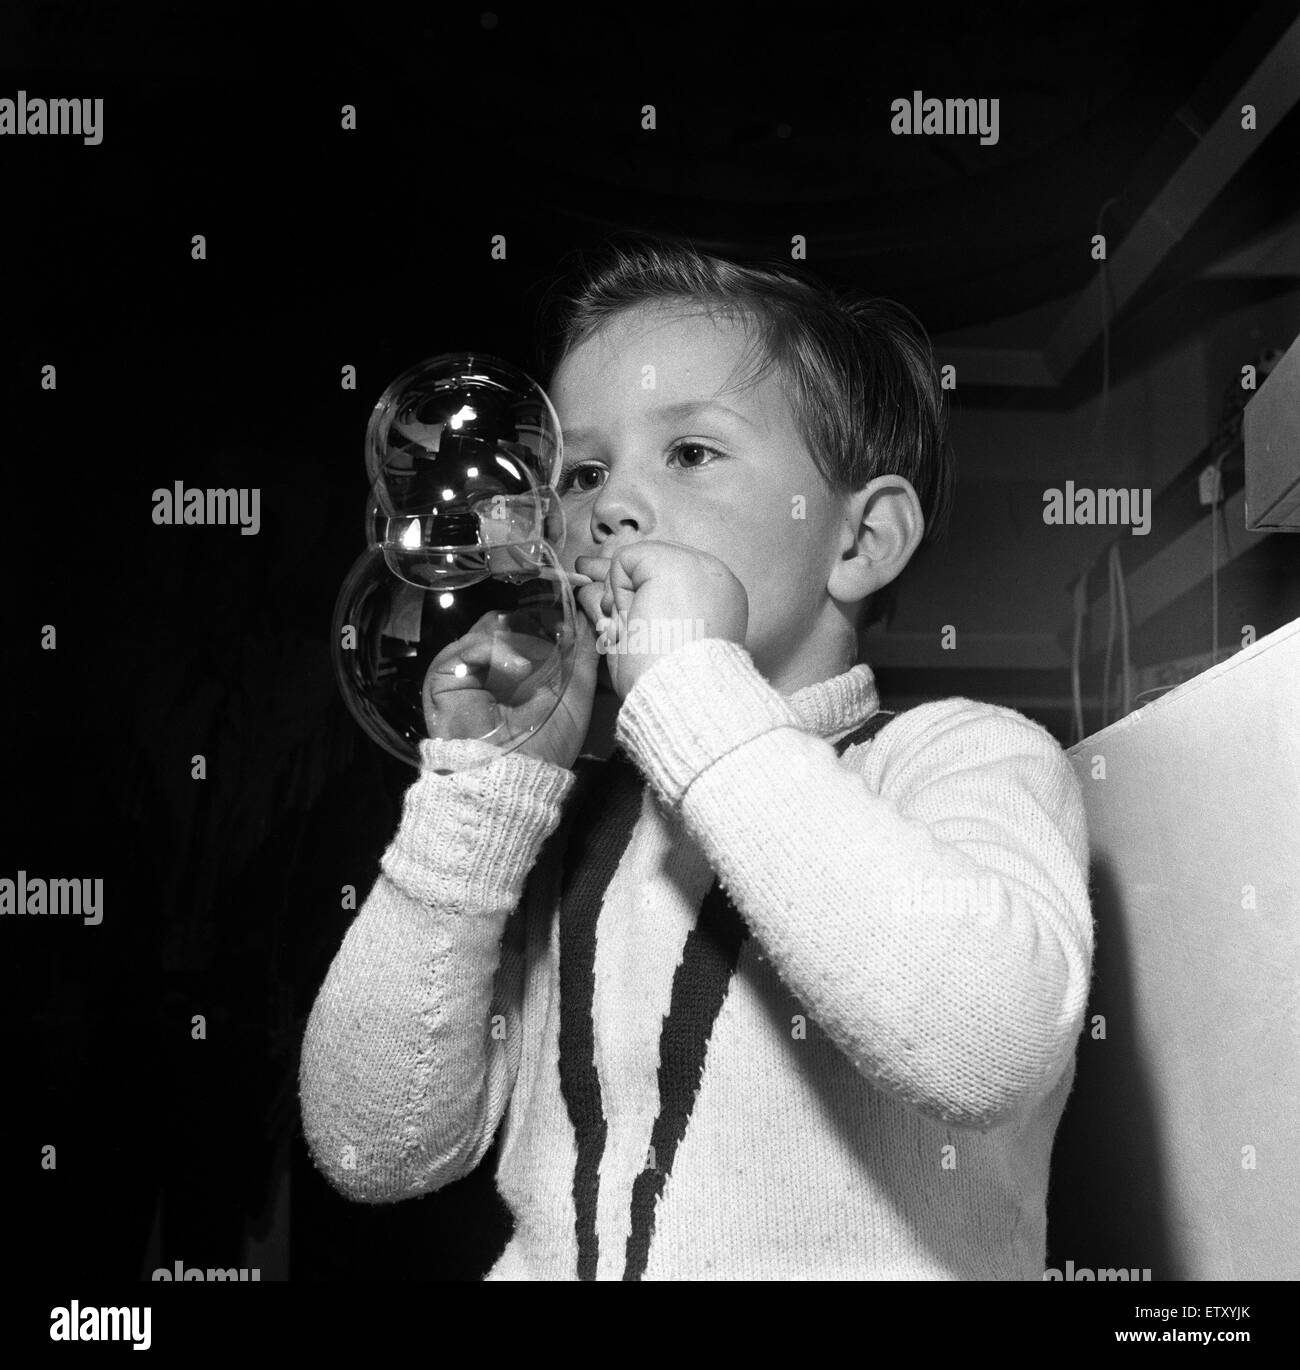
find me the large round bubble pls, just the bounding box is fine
[332,536,578,771]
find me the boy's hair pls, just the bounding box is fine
[535,233,954,633]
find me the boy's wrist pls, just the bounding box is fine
[615,637,800,808]
[418,735,513,776]
[418,736,577,779]
[382,738,577,908]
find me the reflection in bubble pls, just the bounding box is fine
[332,542,576,768]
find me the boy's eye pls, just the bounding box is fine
[670,441,721,469]
[555,462,603,496]
[554,441,724,496]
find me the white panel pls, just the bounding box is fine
[1059,616,1300,1278]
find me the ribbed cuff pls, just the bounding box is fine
[380,740,577,916]
[615,637,801,810]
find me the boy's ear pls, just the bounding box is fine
[828,477,924,608]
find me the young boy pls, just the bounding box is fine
[298,238,1094,1280]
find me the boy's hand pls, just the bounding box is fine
[422,589,602,773]
[573,540,748,699]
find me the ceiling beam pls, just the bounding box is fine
[1041,11,1300,386]
[932,11,1300,390]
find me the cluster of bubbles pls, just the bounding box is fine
[331,354,576,771]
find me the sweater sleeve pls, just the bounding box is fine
[298,736,576,1201]
[615,637,1094,1132]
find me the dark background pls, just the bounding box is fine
[2,1,1297,1284]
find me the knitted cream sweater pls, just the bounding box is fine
[299,636,1094,1279]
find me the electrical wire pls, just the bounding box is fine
[1070,568,1088,745]
[1094,196,1120,451]
[1114,542,1132,716]
[1098,543,1135,728]
[1101,553,1116,727]
[1209,447,1233,664]
[1066,198,1248,737]
[1083,194,1124,736]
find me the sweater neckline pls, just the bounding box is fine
[782,662,882,743]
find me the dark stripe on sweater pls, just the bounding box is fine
[556,749,646,1280]
[556,706,897,1281]
[835,709,896,753]
[622,875,749,1280]
[621,707,898,1279]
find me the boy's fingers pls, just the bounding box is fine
[575,582,606,624]
[574,555,610,579]
[536,566,595,587]
[431,628,536,682]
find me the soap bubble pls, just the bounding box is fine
[366,350,562,501]
[333,498,577,770]
[334,352,577,771]
[365,478,566,569]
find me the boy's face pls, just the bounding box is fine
[550,302,855,690]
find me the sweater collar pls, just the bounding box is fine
[782,661,882,743]
[587,657,884,765]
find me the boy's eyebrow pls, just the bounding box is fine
[563,400,757,448]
